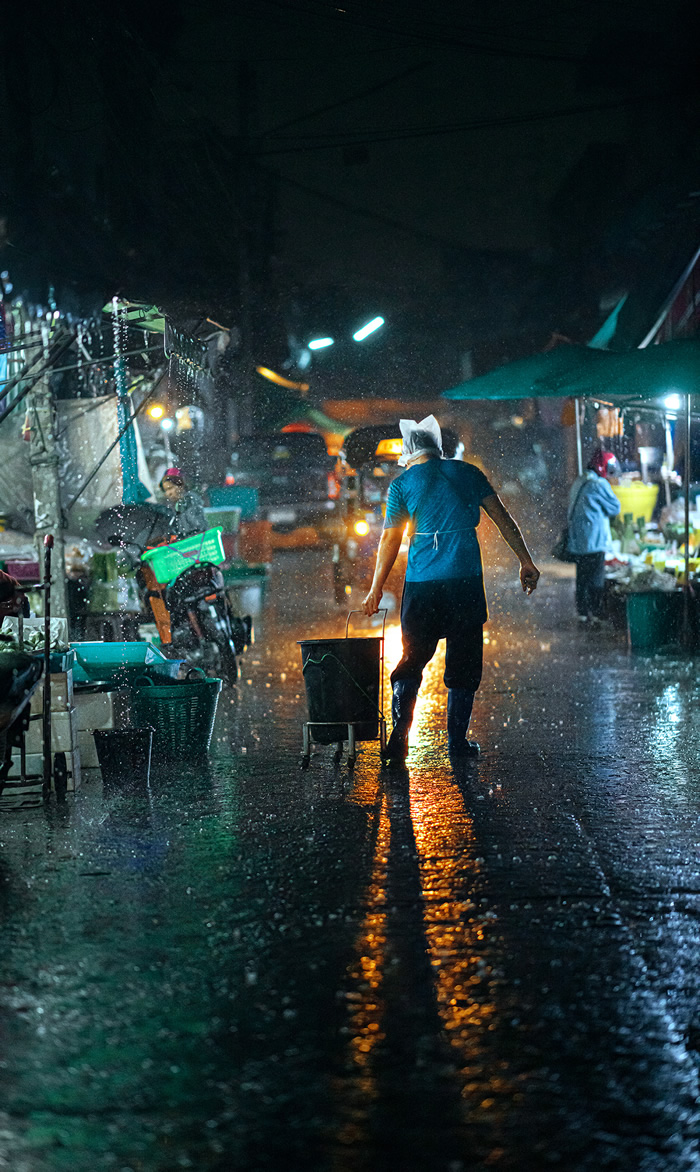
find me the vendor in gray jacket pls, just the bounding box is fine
[160,467,207,539]
[567,450,621,623]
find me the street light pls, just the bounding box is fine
[353,316,384,342]
[147,403,165,420]
[308,337,335,351]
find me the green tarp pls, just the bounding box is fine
[442,339,700,403]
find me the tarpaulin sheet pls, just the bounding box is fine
[0,395,154,537]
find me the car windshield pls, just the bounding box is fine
[231,434,329,468]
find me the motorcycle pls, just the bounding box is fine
[100,508,251,686]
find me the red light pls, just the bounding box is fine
[327,472,340,499]
[225,474,236,485]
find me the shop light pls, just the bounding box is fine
[665,393,682,411]
[147,403,165,420]
[308,337,335,350]
[256,365,310,392]
[354,519,370,536]
[353,316,384,341]
[375,438,402,457]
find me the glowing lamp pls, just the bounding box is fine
[354,520,370,536]
[375,438,403,457]
[308,337,335,351]
[148,404,165,420]
[353,316,384,341]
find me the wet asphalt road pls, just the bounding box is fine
[2,547,700,1170]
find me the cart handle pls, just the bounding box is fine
[345,608,388,640]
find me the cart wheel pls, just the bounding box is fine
[300,755,311,770]
[53,752,68,801]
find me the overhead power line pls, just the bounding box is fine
[256,0,583,64]
[256,89,683,156]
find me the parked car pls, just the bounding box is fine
[226,432,339,536]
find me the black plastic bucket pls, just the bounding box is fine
[94,727,153,792]
[298,637,381,744]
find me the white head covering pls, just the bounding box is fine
[398,415,443,467]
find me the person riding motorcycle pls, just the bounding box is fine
[160,467,207,539]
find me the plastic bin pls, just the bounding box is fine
[299,636,381,744]
[71,641,183,685]
[611,483,659,524]
[626,590,684,650]
[140,528,225,586]
[94,727,153,792]
[203,506,242,534]
[131,671,222,758]
[224,564,268,617]
[208,486,259,519]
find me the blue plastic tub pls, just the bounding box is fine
[70,641,184,685]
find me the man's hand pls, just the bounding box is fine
[362,586,383,616]
[520,560,540,595]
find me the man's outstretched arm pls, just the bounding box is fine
[362,527,404,615]
[481,494,540,594]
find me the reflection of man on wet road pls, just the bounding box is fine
[362,416,540,761]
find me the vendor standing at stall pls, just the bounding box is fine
[362,416,540,762]
[566,449,621,624]
[160,468,207,539]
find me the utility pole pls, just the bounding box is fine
[28,355,67,619]
[237,60,256,438]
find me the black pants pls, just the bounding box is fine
[574,551,606,618]
[391,579,485,692]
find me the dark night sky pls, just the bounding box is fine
[2,0,699,393]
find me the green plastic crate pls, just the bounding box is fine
[140,527,225,585]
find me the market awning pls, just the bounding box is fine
[442,346,589,400]
[534,338,700,400]
[442,338,700,403]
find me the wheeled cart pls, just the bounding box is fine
[298,609,387,769]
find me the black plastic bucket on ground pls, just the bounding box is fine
[626,590,684,651]
[94,727,153,792]
[298,637,381,744]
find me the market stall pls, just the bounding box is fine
[443,337,700,650]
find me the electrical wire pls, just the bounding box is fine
[255,0,584,63]
[256,88,684,155]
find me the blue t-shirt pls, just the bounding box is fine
[384,459,495,582]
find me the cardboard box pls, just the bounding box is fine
[74,688,131,732]
[77,729,100,769]
[29,671,74,714]
[24,708,78,755]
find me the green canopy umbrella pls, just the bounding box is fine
[442,346,587,400]
[534,338,700,401]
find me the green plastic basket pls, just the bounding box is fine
[131,670,222,758]
[140,527,225,585]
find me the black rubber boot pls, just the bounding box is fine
[447,688,480,757]
[383,679,420,762]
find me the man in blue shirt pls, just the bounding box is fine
[362,416,540,762]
